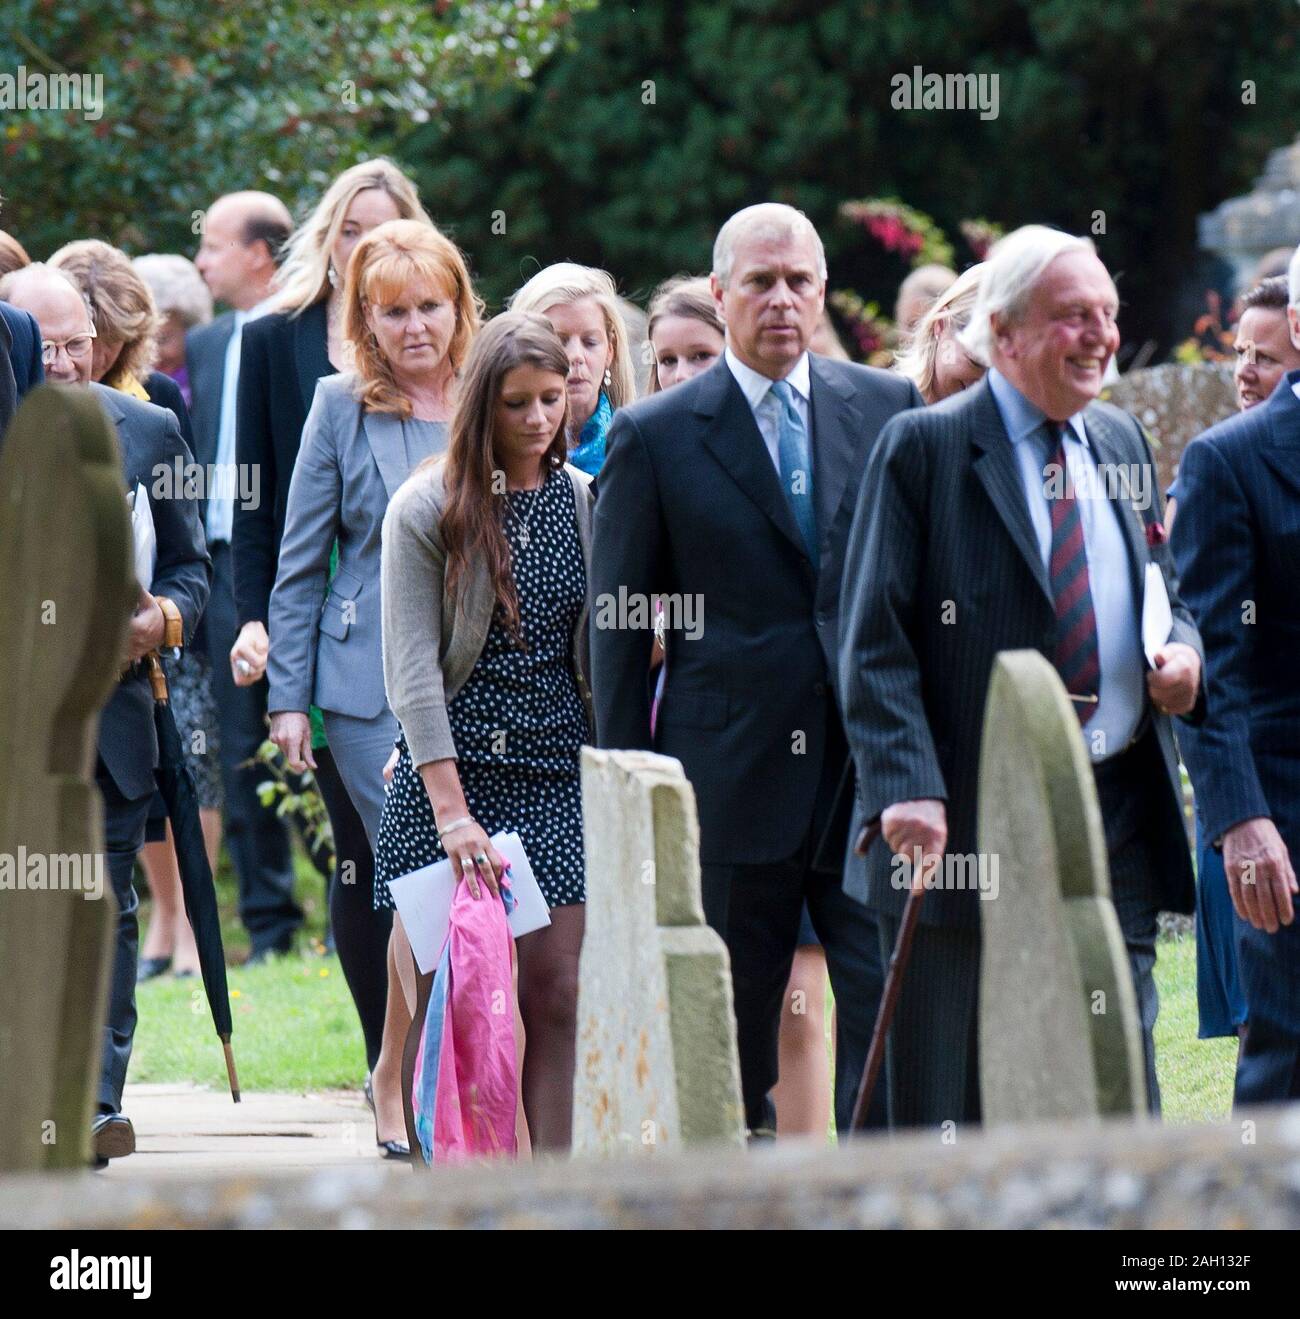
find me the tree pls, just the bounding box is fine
[0,0,593,257]
[400,0,1300,355]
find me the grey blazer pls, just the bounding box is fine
[267,372,448,720]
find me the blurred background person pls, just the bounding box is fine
[0,228,30,278]
[894,262,957,337]
[267,219,480,1157]
[809,308,851,361]
[49,239,212,980]
[232,158,433,1119]
[133,253,214,407]
[1229,276,1300,412]
[645,275,723,394]
[893,263,987,404]
[187,190,302,963]
[510,262,635,475]
[378,311,593,1153]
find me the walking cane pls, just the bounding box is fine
[849,821,928,1132]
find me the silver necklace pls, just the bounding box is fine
[503,474,545,550]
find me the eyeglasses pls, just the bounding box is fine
[41,327,97,366]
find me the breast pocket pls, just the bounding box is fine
[318,567,364,641]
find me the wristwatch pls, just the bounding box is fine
[153,595,184,650]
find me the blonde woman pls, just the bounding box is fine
[893,262,987,404]
[510,262,635,474]
[267,219,481,1158]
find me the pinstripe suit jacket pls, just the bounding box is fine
[839,376,1203,928]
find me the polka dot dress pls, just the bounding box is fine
[374,467,588,910]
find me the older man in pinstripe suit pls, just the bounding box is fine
[839,226,1205,1129]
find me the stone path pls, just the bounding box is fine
[99,1083,396,1178]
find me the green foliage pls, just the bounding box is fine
[401,0,1300,350]
[0,0,593,257]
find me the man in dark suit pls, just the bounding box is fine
[186,191,301,961]
[0,296,44,440]
[592,203,922,1135]
[5,266,210,1162]
[1173,247,1300,1106]
[840,225,1205,1129]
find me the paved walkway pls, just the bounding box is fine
[100,1083,395,1178]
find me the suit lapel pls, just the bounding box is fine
[1261,373,1300,494]
[807,355,857,565]
[695,360,809,561]
[295,302,331,415]
[969,380,1053,605]
[363,409,408,501]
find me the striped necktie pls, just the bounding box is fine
[1041,420,1100,724]
[770,378,818,567]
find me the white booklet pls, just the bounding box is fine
[387,830,552,975]
[1142,561,1173,666]
[128,483,156,592]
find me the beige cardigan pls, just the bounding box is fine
[380,458,595,768]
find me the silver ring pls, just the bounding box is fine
[460,859,474,872]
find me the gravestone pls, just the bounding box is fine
[0,386,135,1171]
[573,748,745,1153]
[1103,362,1236,495]
[977,649,1146,1124]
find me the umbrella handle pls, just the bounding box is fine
[221,1035,241,1103]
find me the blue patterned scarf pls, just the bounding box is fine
[569,390,613,476]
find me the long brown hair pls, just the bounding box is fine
[342,219,482,418]
[438,312,571,642]
[645,274,724,395]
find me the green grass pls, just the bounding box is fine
[134,842,1238,1120]
[1154,930,1237,1123]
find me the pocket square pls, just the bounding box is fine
[1145,520,1167,547]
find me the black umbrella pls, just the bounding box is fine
[148,655,241,1102]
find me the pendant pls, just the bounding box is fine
[518,527,530,549]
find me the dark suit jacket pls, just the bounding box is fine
[233,300,331,627]
[591,353,923,868]
[92,382,211,800]
[184,312,236,528]
[839,376,1204,928]
[0,301,43,443]
[1173,370,1300,853]
[1,300,44,396]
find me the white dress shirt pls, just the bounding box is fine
[724,346,812,475]
[206,295,275,545]
[988,368,1146,762]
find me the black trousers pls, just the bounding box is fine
[703,840,887,1136]
[880,728,1167,1130]
[206,541,301,954]
[96,759,153,1113]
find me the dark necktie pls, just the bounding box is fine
[1041,420,1100,724]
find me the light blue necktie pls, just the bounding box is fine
[770,378,818,567]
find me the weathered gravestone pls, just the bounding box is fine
[0,386,135,1171]
[1103,362,1236,496]
[977,649,1146,1124]
[573,748,745,1153]
[1199,133,1300,290]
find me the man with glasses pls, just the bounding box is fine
[0,263,210,1165]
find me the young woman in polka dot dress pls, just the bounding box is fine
[377,312,594,1152]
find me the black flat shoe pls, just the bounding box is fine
[377,1139,412,1161]
[136,956,172,983]
[91,1112,135,1162]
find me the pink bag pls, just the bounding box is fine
[412,876,518,1164]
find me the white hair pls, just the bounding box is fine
[132,253,214,329]
[1289,243,1300,309]
[958,225,1097,365]
[712,203,827,288]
